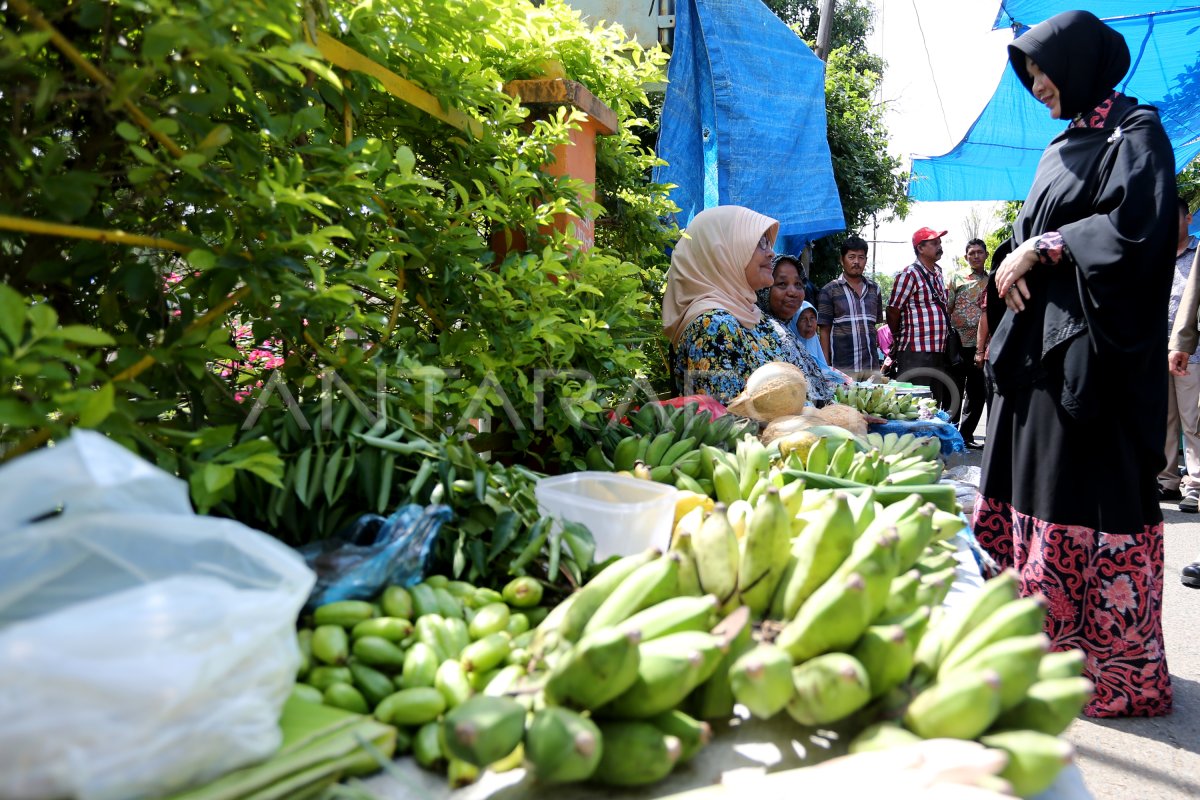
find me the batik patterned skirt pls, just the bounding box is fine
[972,495,1172,718]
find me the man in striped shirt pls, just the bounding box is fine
[886,227,955,410]
[817,236,884,380]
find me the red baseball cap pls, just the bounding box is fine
[912,227,948,247]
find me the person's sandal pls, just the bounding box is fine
[1180,490,1200,514]
[1183,562,1200,589]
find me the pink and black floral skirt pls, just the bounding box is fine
[972,495,1172,718]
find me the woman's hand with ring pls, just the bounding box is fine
[995,237,1039,296]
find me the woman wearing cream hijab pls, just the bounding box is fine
[664,206,835,406]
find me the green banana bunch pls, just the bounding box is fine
[591,721,682,787]
[737,488,792,616]
[980,730,1076,798]
[524,707,603,784]
[786,652,873,726]
[441,695,526,767]
[543,626,642,710]
[729,643,795,719]
[600,630,728,718]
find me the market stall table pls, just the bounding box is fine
[360,532,1089,800]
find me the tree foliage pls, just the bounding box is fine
[0,0,675,546]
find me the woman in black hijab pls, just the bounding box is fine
[974,10,1175,718]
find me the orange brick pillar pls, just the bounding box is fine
[492,78,619,258]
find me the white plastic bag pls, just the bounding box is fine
[0,431,315,800]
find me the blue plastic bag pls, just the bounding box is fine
[299,503,453,610]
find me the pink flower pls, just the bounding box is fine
[1045,585,1076,622]
[1101,574,1137,615]
[1093,609,1115,631]
[1099,534,1135,553]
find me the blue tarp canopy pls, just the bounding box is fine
[653,0,845,254]
[909,4,1200,202]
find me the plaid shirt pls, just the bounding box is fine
[816,275,884,372]
[889,261,948,354]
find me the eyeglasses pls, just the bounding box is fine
[757,235,773,252]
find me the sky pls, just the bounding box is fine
[862,1,1017,275]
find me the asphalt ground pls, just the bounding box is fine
[959,426,1200,800]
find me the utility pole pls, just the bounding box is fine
[815,0,835,61]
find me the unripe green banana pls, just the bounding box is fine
[524,707,603,784]
[944,632,1050,711]
[1037,647,1087,681]
[660,436,698,467]
[915,565,957,608]
[729,643,795,719]
[930,508,968,541]
[592,721,682,787]
[601,631,727,719]
[612,435,641,472]
[775,493,858,619]
[992,676,1094,735]
[669,530,704,598]
[850,623,913,699]
[847,721,923,754]
[644,430,677,467]
[684,607,753,721]
[712,462,741,506]
[805,436,830,473]
[913,569,1020,678]
[648,709,712,763]
[981,730,1075,798]
[447,756,481,788]
[938,595,1049,675]
[827,439,857,478]
[880,568,922,620]
[313,599,376,628]
[584,552,680,634]
[617,594,720,641]
[692,506,740,604]
[891,505,937,572]
[311,624,350,665]
[544,626,642,710]
[441,695,526,767]
[737,488,792,617]
[776,572,872,663]
[556,548,660,643]
[903,668,1003,739]
[786,652,873,726]
[832,527,901,620]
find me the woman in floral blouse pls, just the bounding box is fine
[663,206,834,407]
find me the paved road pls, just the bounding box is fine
[960,434,1200,800]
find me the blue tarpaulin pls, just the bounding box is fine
[653,0,844,254]
[910,4,1200,202]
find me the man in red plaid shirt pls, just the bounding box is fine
[886,227,955,409]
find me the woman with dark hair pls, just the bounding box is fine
[663,206,835,406]
[974,11,1176,717]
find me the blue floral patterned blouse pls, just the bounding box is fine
[672,309,835,407]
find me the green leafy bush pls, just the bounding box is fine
[0,0,676,555]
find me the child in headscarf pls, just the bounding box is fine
[663,207,835,406]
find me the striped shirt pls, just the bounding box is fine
[816,275,884,372]
[888,261,948,354]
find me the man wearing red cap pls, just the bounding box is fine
[885,227,955,409]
